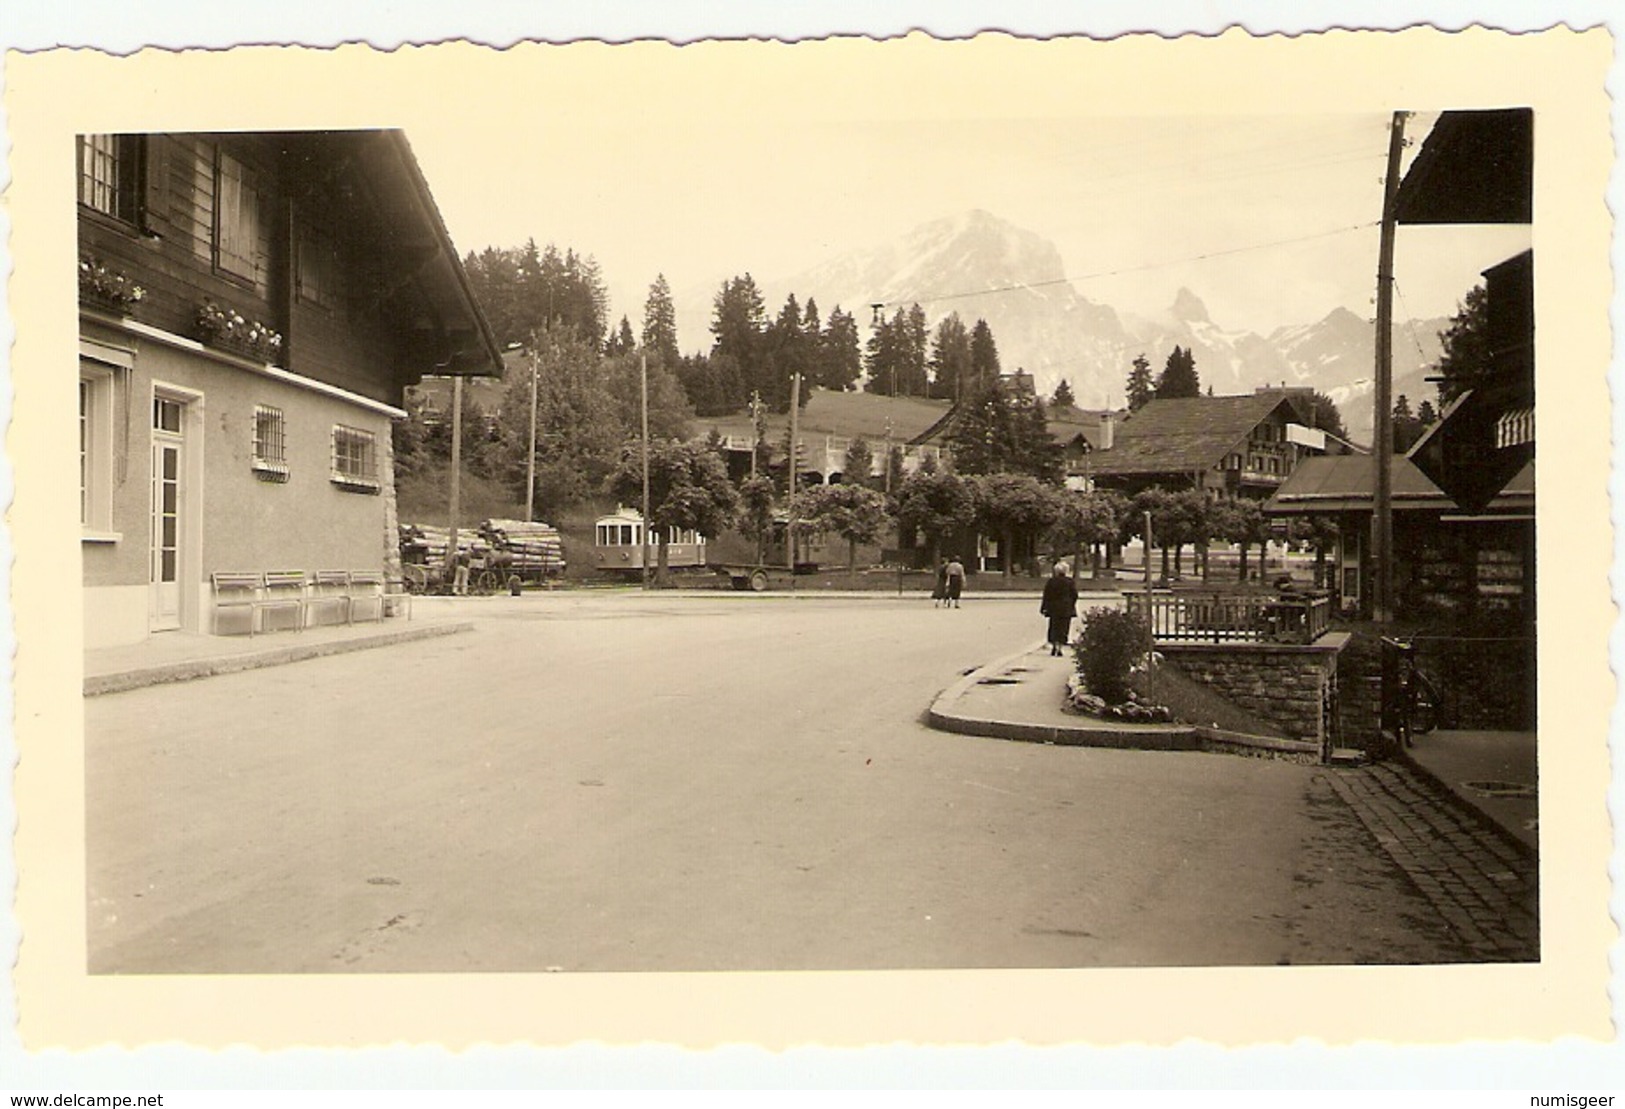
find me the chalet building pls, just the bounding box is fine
[1263,452,1531,621]
[1047,405,1122,490]
[1390,107,1534,631]
[1267,107,1535,636]
[699,387,951,487]
[78,130,501,648]
[1084,388,1343,499]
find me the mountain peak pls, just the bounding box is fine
[1169,287,1210,324]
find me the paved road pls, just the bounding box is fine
[86,593,1466,972]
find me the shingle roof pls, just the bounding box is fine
[701,387,950,444]
[1086,392,1306,477]
[1265,454,1450,514]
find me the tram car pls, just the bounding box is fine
[593,506,708,576]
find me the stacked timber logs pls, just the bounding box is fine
[481,519,567,579]
[399,524,488,567]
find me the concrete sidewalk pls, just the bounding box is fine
[927,643,1322,759]
[84,615,473,696]
[1402,730,1539,855]
[929,642,1538,858]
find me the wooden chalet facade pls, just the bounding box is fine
[78,130,501,647]
[1390,107,1535,631]
[1084,388,1343,500]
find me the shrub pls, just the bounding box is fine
[1073,607,1149,705]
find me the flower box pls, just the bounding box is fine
[195,299,284,363]
[78,256,145,315]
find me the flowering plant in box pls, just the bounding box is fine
[78,256,146,312]
[195,299,284,361]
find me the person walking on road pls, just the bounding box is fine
[932,558,949,607]
[1041,561,1078,655]
[944,555,966,608]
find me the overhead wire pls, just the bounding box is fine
[873,219,1381,312]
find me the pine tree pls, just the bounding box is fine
[641,273,680,370]
[900,304,930,396]
[1125,354,1155,411]
[821,306,863,392]
[710,274,767,404]
[969,319,1001,391]
[928,313,974,401]
[1052,379,1076,409]
[605,315,635,356]
[1434,284,1491,405]
[1155,346,1200,399]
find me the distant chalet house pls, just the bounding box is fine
[1391,108,1534,628]
[78,130,502,648]
[698,386,952,487]
[407,347,518,437]
[1084,388,1345,500]
[1046,404,1124,490]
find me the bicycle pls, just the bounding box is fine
[1386,636,1441,749]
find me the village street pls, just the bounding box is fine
[84,592,1467,973]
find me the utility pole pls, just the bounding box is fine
[787,372,801,575]
[640,351,651,592]
[883,417,894,495]
[447,374,463,583]
[748,390,763,479]
[1143,508,1156,702]
[1373,109,1409,624]
[524,332,539,523]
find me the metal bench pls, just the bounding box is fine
[347,569,386,623]
[310,570,354,626]
[210,572,263,636]
[259,570,309,633]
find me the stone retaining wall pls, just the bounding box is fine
[1159,633,1349,746]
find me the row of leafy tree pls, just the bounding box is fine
[609,437,1332,589]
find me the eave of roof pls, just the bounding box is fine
[382,131,505,376]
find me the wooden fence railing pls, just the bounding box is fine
[1123,591,1332,645]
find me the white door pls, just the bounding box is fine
[149,396,185,631]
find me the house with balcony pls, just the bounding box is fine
[1084,388,1344,500]
[78,130,502,648]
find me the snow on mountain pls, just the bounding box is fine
[676,210,1448,438]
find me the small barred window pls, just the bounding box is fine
[331,425,379,493]
[253,405,289,481]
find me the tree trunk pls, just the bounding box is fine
[657,535,670,586]
[1199,541,1210,583]
[1003,526,1014,579]
[848,536,858,583]
[1174,543,1184,578]
[1160,544,1170,581]
[1238,541,1251,582]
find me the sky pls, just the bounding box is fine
[409,99,1530,345]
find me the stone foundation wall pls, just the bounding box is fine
[1160,635,1348,744]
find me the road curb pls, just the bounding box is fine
[84,622,476,696]
[1395,747,1539,863]
[927,643,1324,760]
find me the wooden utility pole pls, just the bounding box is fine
[640,351,651,592]
[524,334,539,523]
[447,374,464,583]
[1373,110,1409,624]
[786,372,801,574]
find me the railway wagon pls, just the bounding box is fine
[593,506,707,576]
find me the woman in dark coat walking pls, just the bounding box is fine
[1040,562,1079,656]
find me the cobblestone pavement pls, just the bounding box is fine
[1327,760,1539,962]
